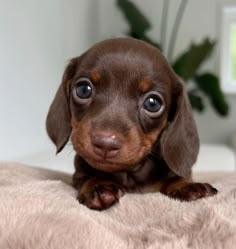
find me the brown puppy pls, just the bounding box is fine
[46,38,217,210]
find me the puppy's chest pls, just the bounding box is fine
[113,160,168,192]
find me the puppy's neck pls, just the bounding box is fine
[113,157,169,191]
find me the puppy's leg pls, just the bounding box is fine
[143,176,217,201]
[73,156,124,210]
[76,177,124,210]
[160,177,218,201]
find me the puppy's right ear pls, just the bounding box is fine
[46,58,77,153]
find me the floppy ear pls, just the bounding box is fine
[160,78,199,178]
[46,58,77,153]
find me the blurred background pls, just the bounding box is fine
[0,0,235,172]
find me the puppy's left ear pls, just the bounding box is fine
[46,58,77,153]
[160,78,199,178]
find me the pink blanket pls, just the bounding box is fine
[0,162,236,249]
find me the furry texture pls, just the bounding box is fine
[0,162,236,249]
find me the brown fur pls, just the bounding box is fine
[46,38,217,210]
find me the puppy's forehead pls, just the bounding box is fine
[78,38,173,84]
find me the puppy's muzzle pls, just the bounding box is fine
[91,131,123,159]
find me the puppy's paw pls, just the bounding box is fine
[78,181,124,210]
[167,183,218,202]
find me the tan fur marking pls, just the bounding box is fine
[90,70,101,83]
[143,119,168,148]
[142,182,163,193]
[139,80,152,93]
[160,177,192,195]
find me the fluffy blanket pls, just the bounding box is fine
[0,162,236,249]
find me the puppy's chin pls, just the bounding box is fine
[82,155,134,172]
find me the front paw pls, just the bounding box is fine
[167,183,218,201]
[78,180,124,210]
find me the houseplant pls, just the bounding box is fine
[117,0,229,116]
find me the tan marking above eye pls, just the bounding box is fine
[138,80,153,93]
[90,70,101,83]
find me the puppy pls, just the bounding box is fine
[46,38,217,210]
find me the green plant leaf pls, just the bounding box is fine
[194,72,229,116]
[172,38,215,81]
[127,31,161,50]
[188,91,204,112]
[117,0,151,36]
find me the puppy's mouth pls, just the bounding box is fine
[74,142,149,172]
[84,156,128,172]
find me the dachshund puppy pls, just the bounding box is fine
[46,38,217,210]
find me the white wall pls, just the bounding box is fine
[97,0,236,145]
[0,0,98,160]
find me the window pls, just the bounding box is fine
[220,6,236,93]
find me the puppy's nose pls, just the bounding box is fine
[92,133,123,159]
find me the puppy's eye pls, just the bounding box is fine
[72,78,94,104]
[141,92,165,117]
[76,84,92,99]
[143,96,161,112]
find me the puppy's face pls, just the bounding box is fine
[70,40,173,172]
[47,38,199,177]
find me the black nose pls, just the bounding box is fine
[92,132,123,159]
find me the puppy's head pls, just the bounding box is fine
[46,38,199,178]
